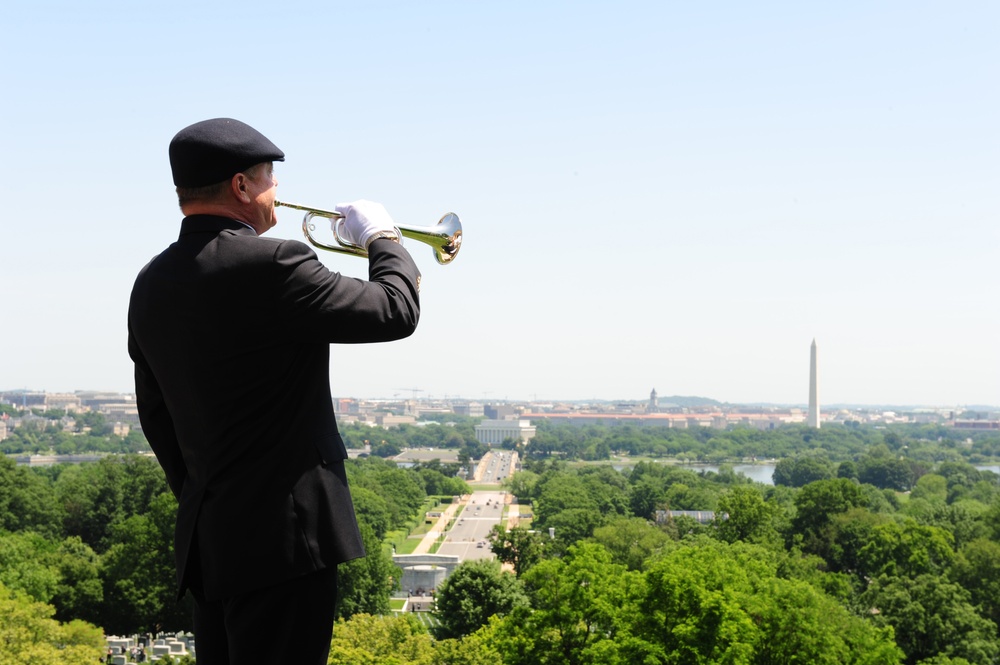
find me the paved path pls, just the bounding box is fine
[411,497,464,555]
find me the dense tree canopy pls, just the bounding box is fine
[486,524,546,576]
[861,574,999,665]
[489,450,999,664]
[0,451,467,640]
[0,581,104,665]
[1,418,998,662]
[432,559,529,640]
[327,613,434,665]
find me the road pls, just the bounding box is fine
[400,451,520,607]
[410,450,520,562]
[473,449,516,483]
[436,489,506,561]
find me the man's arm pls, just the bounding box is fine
[271,237,421,344]
[128,324,188,498]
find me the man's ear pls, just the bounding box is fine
[231,173,251,202]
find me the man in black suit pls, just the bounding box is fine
[127,118,420,664]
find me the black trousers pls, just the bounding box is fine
[192,566,338,665]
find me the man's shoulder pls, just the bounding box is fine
[219,231,316,262]
[133,221,321,285]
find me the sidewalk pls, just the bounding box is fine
[411,496,466,555]
[504,500,520,530]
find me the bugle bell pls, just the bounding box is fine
[274,200,462,265]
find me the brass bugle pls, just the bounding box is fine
[275,200,462,265]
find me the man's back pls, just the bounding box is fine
[128,214,420,600]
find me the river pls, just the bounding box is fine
[612,462,1000,486]
[685,463,1000,485]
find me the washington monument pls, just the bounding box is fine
[808,339,820,428]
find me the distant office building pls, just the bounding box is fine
[376,414,417,428]
[44,393,82,412]
[77,391,132,410]
[1,391,46,409]
[808,339,820,428]
[475,419,536,446]
[100,401,141,427]
[337,398,360,415]
[453,402,485,417]
[953,420,1000,430]
[484,404,519,420]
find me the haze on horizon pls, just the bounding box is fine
[2,2,997,408]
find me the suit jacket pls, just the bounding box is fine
[127,215,420,601]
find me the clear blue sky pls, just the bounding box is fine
[2,1,997,406]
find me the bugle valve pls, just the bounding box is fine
[275,200,462,265]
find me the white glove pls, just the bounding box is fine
[333,200,398,250]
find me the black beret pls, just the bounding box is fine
[169,118,285,187]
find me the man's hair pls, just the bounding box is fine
[175,163,268,208]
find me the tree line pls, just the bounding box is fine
[522,419,1000,466]
[9,407,997,471]
[0,408,489,459]
[3,418,1000,663]
[0,450,469,664]
[1,410,149,455]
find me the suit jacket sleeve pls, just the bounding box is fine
[271,236,421,343]
[128,319,188,498]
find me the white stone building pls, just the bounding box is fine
[474,419,535,446]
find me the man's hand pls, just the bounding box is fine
[333,200,399,250]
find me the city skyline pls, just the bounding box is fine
[3,336,995,410]
[3,3,998,407]
[2,384,996,412]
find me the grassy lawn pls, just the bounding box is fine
[409,521,434,538]
[394,535,425,555]
[394,448,461,463]
[390,610,440,630]
[389,598,407,611]
[410,611,440,630]
[386,496,463,556]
